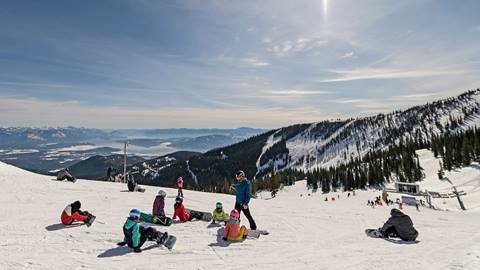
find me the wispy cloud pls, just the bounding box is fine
[389,93,440,102]
[319,68,472,83]
[242,57,270,67]
[0,97,337,129]
[269,38,327,56]
[265,89,333,96]
[333,98,368,104]
[339,51,355,59]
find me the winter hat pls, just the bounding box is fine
[157,190,167,197]
[215,202,223,210]
[71,201,81,211]
[175,196,184,203]
[129,209,141,219]
[230,209,240,221]
[235,170,245,178]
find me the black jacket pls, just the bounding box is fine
[381,209,418,241]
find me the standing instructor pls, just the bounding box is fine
[231,170,257,230]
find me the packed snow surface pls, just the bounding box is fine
[1,154,480,269]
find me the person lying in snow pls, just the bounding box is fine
[172,196,203,222]
[119,209,169,253]
[379,209,418,241]
[57,168,75,182]
[60,201,94,226]
[223,209,248,242]
[211,202,229,225]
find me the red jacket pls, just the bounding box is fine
[61,205,88,225]
[173,203,190,222]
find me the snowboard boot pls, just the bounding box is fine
[156,232,169,245]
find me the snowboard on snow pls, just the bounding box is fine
[247,229,269,239]
[365,229,384,238]
[140,213,173,226]
[117,232,177,251]
[187,209,212,222]
[162,234,177,250]
[85,215,96,227]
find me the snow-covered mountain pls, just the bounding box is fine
[0,127,264,173]
[1,148,479,269]
[140,89,480,188]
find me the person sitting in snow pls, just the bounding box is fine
[153,190,167,217]
[127,174,145,192]
[211,202,229,225]
[60,201,94,226]
[223,209,248,242]
[118,209,169,253]
[379,209,418,241]
[57,168,75,182]
[172,196,202,222]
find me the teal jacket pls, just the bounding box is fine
[234,178,251,205]
[123,218,141,248]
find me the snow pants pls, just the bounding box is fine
[227,225,248,242]
[235,202,257,230]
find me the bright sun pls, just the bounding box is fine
[323,0,328,17]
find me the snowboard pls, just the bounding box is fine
[140,213,173,226]
[187,209,212,222]
[162,234,177,250]
[248,229,269,239]
[116,233,177,250]
[85,215,96,227]
[365,229,384,238]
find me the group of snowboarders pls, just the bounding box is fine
[57,168,419,253]
[56,169,259,252]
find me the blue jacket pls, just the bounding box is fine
[123,218,141,248]
[235,178,251,205]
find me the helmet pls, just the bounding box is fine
[175,196,184,203]
[230,209,240,221]
[215,202,223,209]
[157,190,167,197]
[235,170,245,178]
[129,209,141,219]
[72,201,81,211]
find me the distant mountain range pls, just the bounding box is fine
[0,127,265,173]
[129,89,480,189]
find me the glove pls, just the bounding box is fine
[242,204,248,210]
[222,237,227,241]
[134,247,142,253]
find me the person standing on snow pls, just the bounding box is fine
[230,170,257,230]
[177,176,184,197]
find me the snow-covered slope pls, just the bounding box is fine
[1,161,479,269]
[259,89,480,172]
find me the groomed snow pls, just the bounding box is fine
[0,158,479,269]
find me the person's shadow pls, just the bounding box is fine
[207,223,222,229]
[384,238,420,245]
[45,223,84,231]
[98,243,160,258]
[208,228,231,247]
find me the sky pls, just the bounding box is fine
[0,0,479,129]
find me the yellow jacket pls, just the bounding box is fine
[212,209,229,221]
